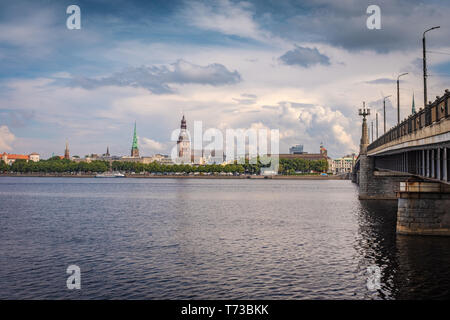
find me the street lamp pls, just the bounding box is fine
[397,73,408,125]
[376,112,378,139]
[383,95,391,134]
[423,26,440,108]
[371,120,374,142]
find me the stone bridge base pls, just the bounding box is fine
[358,155,414,200]
[397,182,450,236]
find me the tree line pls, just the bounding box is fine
[0,157,328,175]
[0,157,109,173]
[279,158,328,175]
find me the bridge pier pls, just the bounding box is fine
[397,182,450,236]
[358,155,413,200]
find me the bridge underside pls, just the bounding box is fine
[371,143,450,185]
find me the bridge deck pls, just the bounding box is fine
[359,90,450,185]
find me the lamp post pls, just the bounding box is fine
[423,26,440,108]
[397,73,408,125]
[376,112,378,139]
[371,121,374,143]
[383,95,391,134]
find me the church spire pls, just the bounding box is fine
[181,115,187,130]
[131,121,140,157]
[64,139,70,160]
[412,92,416,114]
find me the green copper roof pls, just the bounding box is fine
[132,121,138,149]
[412,93,416,114]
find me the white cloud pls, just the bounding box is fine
[0,8,57,55]
[140,137,165,153]
[272,102,358,155]
[0,4,99,60]
[332,124,355,148]
[0,126,16,151]
[182,0,269,41]
[279,45,330,67]
[69,60,241,94]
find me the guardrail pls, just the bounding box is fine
[367,89,450,152]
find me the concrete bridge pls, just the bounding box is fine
[352,90,450,236]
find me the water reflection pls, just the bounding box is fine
[355,200,398,299]
[356,199,450,299]
[1,178,450,299]
[394,235,450,299]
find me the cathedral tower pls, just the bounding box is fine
[176,115,191,163]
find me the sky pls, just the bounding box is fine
[1,0,450,159]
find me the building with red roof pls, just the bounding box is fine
[1,152,40,165]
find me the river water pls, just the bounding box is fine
[0,177,449,299]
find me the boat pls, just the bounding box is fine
[95,172,125,178]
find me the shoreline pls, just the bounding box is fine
[0,173,346,180]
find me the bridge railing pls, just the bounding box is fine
[367,89,450,152]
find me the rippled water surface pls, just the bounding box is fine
[1,177,450,299]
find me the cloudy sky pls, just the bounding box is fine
[1,0,450,158]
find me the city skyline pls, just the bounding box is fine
[1,116,334,160]
[1,0,450,159]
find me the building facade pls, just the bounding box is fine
[1,152,40,165]
[289,144,305,154]
[29,153,40,162]
[150,154,173,165]
[331,154,357,174]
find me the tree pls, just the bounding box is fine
[10,159,28,172]
[0,160,9,172]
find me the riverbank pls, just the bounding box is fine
[0,173,346,180]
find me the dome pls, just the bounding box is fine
[178,130,190,142]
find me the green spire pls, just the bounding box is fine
[412,93,416,114]
[132,121,138,149]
